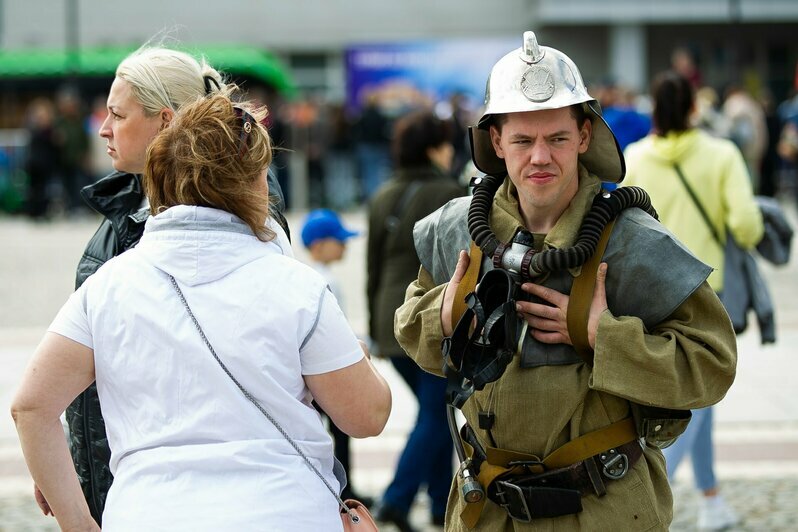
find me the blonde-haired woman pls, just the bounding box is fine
[59,45,290,525]
[12,90,391,531]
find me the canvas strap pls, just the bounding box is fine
[566,220,616,366]
[450,240,483,331]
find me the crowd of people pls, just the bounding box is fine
[269,90,473,213]
[14,74,475,221]
[7,31,795,532]
[21,91,94,219]
[16,43,798,222]
[592,46,798,203]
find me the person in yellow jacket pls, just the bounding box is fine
[394,33,738,530]
[624,71,764,531]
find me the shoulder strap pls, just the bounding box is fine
[566,220,616,366]
[672,164,723,247]
[451,240,483,331]
[385,180,425,234]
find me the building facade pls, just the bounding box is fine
[2,0,797,100]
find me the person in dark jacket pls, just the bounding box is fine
[354,93,393,200]
[367,110,465,531]
[53,90,90,214]
[24,98,60,219]
[33,44,289,526]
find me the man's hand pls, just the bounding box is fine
[517,281,571,345]
[33,483,52,516]
[441,250,470,337]
[517,262,609,348]
[587,263,609,349]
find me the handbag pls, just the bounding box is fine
[672,164,775,341]
[168,274,377,531]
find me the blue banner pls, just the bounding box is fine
[345,37,516,115]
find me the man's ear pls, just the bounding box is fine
[159,108,175,129]
[489,125,505,159]
[578,120,592,154]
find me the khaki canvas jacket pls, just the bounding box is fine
[394,169,737,531]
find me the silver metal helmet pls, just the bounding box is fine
[470,31,625,183]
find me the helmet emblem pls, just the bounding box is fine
[520,66,555,103]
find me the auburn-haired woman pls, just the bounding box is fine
[13,90,391,531]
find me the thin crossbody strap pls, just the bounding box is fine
[167,274,357,520]
[672,164,724,248]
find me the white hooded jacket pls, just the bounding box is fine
[49,205,362,531]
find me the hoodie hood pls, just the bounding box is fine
[135,205,291,287]
[640,129,700,164]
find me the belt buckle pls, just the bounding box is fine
[495,480,532,522]
[598,448,629,480]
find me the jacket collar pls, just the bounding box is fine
[80,171,144,223]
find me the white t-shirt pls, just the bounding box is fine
[308,260,344,310]
[49,206,361,531]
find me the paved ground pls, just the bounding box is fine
[1,203,797,531]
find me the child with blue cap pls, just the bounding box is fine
[300,208,371,505]
[301,209,359,303]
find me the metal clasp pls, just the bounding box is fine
[598,448,629,480]
[495,481,532,522]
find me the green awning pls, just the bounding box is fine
[0,44,296,97]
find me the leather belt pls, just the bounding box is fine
[489,440,643,522]
[459,417,640,528]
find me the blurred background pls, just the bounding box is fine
[0,0,798,215]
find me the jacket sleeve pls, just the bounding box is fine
[75,219,118,289]
[394,265,448,376]
[591,280,737,410]
[721,143,764,249]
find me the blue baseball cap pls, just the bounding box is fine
[301,209,359,248]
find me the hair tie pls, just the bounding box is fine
[203,75,221,95]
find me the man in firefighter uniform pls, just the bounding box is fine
[395,32,737,530]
